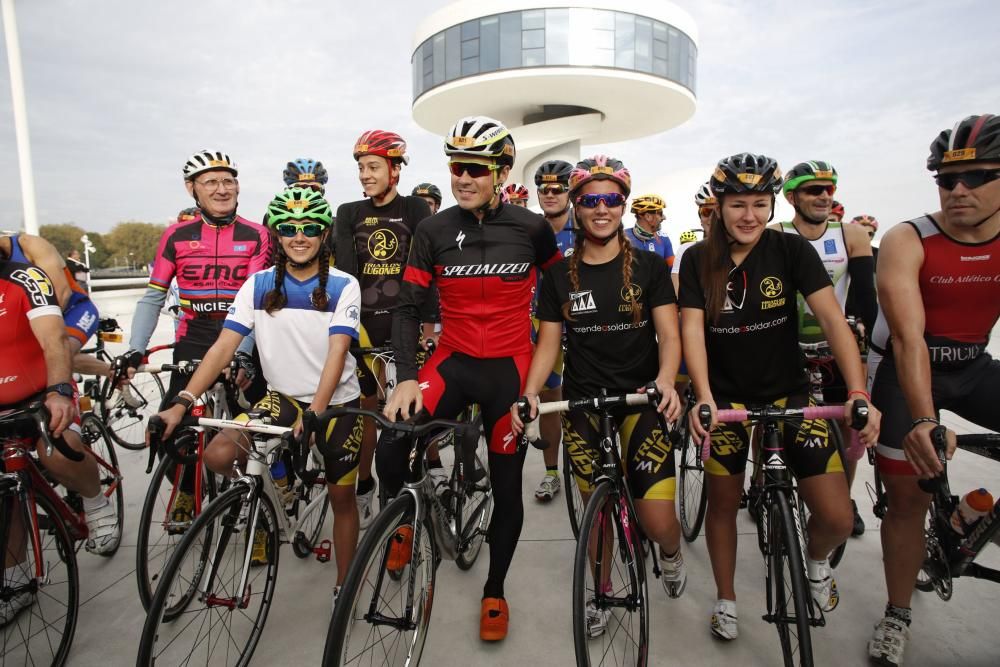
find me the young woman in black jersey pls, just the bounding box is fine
[678,153,881,641]
[512,155,688,633]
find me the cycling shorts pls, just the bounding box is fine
[235,390,364,486]
[419,345,530,455]
[353,315,392,398]
[706,394,844,479]
[869,349,1000,476]
[63,293,99,346]
[562,408,675,500]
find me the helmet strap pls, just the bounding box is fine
[198,202,237,227]
[792,201,827,226]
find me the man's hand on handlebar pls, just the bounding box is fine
[152,403,188,443]
[510,393,539,436]
[44,393,77,438]
[384,379,422,422]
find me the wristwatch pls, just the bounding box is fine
[46,383,75,399]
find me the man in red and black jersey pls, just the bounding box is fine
[383,116,560,643]
[335,130,435,528]
[0,257,122,558]
[868,115,1000,665]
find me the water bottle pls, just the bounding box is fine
[950,488,994,535]
[271,459,290,499]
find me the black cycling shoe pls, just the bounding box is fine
[851,500,866,537]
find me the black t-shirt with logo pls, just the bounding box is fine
[538,249,675,398]
[678,229,831,403]
[335,194,431,315]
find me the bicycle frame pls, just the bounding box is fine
[921,430,1000,586]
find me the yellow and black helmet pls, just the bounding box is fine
[630,194,665,215]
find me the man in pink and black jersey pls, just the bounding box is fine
[383,116,560,642]
[867,114,1000,665]
[121,150,270,408]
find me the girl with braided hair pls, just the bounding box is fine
[156,187,365,610]
[512,155,688,634]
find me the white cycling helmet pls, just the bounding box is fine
[444,116,515,168]
[183,150,238,181]
[694,181,716,206]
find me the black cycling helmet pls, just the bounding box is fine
[710,153,783,196]
[927,114,1000,171]
[534,159,573,187]
[411,182,442,204]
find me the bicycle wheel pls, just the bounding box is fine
[292,452,330,558]
[826,420,848,568]
[137,484,279,667]
[572,481,649,667]
[135,448,218,613]
[79,412,124,557]
[766,491,814,667]
[1,489,79,666]
[677,411,708,542]
[456,422,492,570]
[325,493,437,666]
[564,442,585,539]
[98,371,164,450]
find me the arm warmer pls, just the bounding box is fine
[128,286,167,352]
[846,255,877,333]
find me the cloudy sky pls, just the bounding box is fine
[2,0,999,240]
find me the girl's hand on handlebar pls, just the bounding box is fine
[691,399,717,442]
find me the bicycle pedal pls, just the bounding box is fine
[314,539,332,563]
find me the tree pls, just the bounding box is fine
[103,221,166,269]
[39,223,88,257]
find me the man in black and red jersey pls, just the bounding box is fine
[120,150,270,527]
[383,116,561,642]
[0,256,122,598]
[335,130,435,528]
[867,114,1000,666]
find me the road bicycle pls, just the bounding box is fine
[136,409,329,666]
[79,317,173,450]
[1,402,124,665]
[322,407,492,665]
[870,427,1000,601]
[523,386,671,667]
[700,400,867,667]
[134,358,247,611]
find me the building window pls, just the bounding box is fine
[413,8,697,97]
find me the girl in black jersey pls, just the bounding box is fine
[512,155,688,629]
[678,153,880,641]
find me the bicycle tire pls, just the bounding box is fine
[455,422,492,570]
[135,450,218,613]
[572,480,649,667]
[137,484,279,667]
[325,492,437,666]
[827,420,848,568]
[677,410,708,542]
[79,412,125,557]
[564,441,585,539]
[98,371,165,450]
[766,491,814,667]
[1,488,80,666]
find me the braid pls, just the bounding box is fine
[311,243,331,310]
[263,246,289,314]
[561,229,587,321]
[618,229,641,324]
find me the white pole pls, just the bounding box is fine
[2,0,39,235]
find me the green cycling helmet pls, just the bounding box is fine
[782,160,838,194]
[264,187,334,228]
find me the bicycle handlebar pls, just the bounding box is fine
[0,402,84,462]
[518,384,663,451]
[698,400,869,462]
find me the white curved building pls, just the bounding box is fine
[411,0,698,203]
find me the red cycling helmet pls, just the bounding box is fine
[353,130,410,166]
[830,200,845,220]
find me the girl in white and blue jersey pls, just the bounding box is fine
[157,187,363,608]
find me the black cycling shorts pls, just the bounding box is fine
[562,408,675,500]
[706,394,844,479]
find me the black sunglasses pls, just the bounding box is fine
[934,168,1000,191]
[798,184,836,196]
